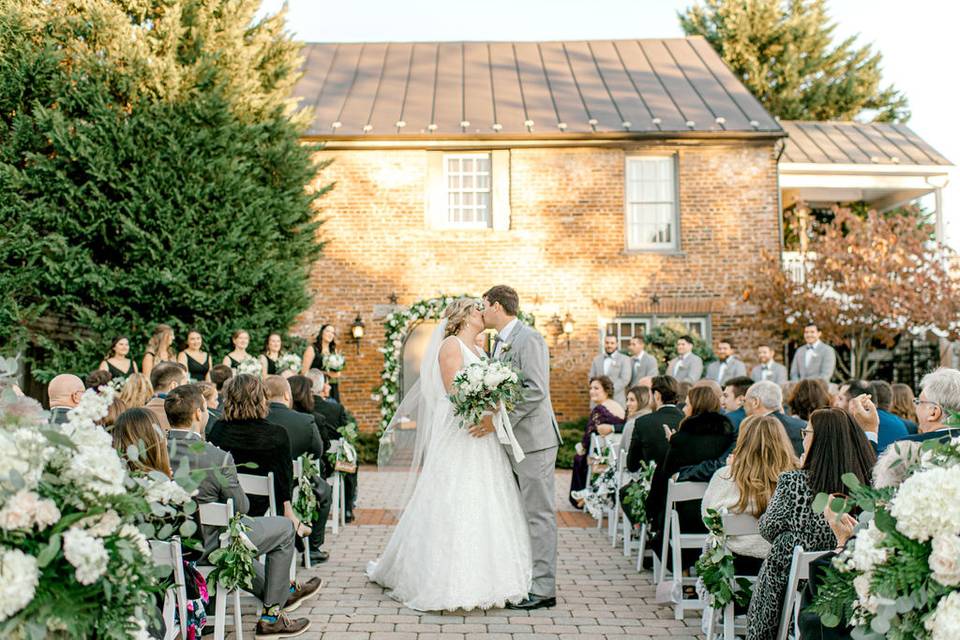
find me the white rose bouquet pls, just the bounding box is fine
[277,352,302,375]
[448,360,524,429]
[322,352,346,372]
[237,356,262,376]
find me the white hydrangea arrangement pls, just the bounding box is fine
[236,356,262,376]
[812,437,960,638]
[448,360,523,429]
[0,385,198,637]
[277,352,302,375]
[321,352,346,372]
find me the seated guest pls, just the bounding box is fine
[751,344,787,385]
[868,380,909,451]
[901,368,960,443]
[745,408,875,640]
[705,339,746,385]
[744,381,804,457]
[721,376,754,431]
[119,373,153,409]
[890,382,919,434]
[264,376,333,562]
[96,397,128,430]
[619,385,652,461]
[289,376,340,468]
[835,379,904,451]
[570,376,625,507]
[208,374,310,537]
[306,369,358,521]
[692,378,722,401]
[84,369,112,390]
[625,375,683,474]
[163,384,320,637]
[47,374,85,425]
[667,335,703,383]
[142,323,176,377]
[676,380,692,407]
[197,381,220,421]
[146,362,188,431]
[645,387,735,559]
[787,379,832,422]
[210,364,234,396]
[701,415,797,572]
[98,336,138,379]
[112,408,172,476]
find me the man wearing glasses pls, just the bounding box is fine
[901,368,960,444]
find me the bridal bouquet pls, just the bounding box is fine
[236,356,261,376]
[322,352,346,372]
[811,437,960,639]
[277,353,302,375]
[449,360,524,429]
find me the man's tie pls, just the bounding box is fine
[493,335,503,358]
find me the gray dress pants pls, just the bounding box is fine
[243,516,296,608]
[509,446,559,598]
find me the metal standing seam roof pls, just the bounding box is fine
[292,38,783,138]
[780,120,952,166]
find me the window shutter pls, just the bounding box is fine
[491,149,511,231]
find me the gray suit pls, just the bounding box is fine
[704,356,747,385]
[666,353,704,383]
[628,352,660,387]
[790,342,837,382]
[496,320,561,598]
[751,362,788,385]
[167,430,295,609]
[588,351,632,405]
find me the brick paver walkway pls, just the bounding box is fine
[224,468,704,639]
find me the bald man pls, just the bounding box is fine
[48,374,85,425]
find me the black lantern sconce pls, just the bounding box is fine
[350,313,365,354]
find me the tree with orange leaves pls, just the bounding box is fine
[751,206,960,379]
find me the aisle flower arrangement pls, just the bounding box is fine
[0,386,197,638]
[811,437,960,639]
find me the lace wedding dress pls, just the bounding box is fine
[367,333,532,611]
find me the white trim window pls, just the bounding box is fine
[444,153,491,228]
[607,315,710,348]
[625,156,679,250]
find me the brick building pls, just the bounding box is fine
[289,38,952,429]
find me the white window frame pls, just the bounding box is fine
[624,155,680,251]
[606,315,711,349]
[442,153,492,229]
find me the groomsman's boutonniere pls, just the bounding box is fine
[500,341,513,355]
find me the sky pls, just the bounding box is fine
[260,0,960,242]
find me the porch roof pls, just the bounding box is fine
[780,120,951,167]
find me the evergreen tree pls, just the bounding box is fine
[0,0,329,382]
[680,0,909,122]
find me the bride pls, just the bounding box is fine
[366,298,532,611]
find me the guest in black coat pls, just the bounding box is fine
[625,375,685,473]
[305,370,358,522]
[646,386,736,564]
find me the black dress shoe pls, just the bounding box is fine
[506,594,557,610]
[308,549,330,563]
[344,510,354,523]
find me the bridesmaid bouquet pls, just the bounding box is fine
[236,356,261,376]
[449,360,524,429]
[277,353,302,374]
[322,353,346,372]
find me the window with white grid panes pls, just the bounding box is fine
[606,316,710,350]
[445,154,491,227]
[625,156,678,250]
[608,318,651,352]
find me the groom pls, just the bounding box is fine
[476,285,563,610]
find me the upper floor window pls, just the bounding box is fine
[445,154,491,228]
[625,156,678,250]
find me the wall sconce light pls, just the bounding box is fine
[562,312,575,350]
[350,313,365,354]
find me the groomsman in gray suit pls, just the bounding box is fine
[627,335,659,387]
[751,344,788,385]
[667,335,704,383]
[790,323,837,382]
[704,340,746,385]
[589,334,632,405]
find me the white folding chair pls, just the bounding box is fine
[703,513,762,640]
[668,509,709,620]
[237,472,277,517]
[150,537,188,640]
[656,477,709,585]
[197,499,261,640]
[609,447,626,545]
[776,546,830,640]
[326,441,345,535]
[291,459,312,571]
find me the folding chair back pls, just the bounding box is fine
[238,472,277,517]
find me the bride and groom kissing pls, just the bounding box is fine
[367,285,564,612]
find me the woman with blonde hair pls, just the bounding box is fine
[119,373,154,408]
[701,415,798,567]
[112,408,172,477]
[142,324,175,376]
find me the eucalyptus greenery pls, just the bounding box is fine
[207,514,258,595]
[620,460,657,527]
[695,508,754,609]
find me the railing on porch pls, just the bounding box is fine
[781,251,815,284]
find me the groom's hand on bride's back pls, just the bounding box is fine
[468,414,496,438]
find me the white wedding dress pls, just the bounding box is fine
[366,334,532,611]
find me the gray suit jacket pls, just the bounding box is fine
[167,429,249,558]
[497,321,561,453]
[588,351,632,405]
[628,352,660,387]
[790,342,837,382]
[667,353,704,383]
[751,362,788,385]
[704,356,747,385]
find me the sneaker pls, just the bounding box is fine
[284,577,323,613]
[255,613,310,638]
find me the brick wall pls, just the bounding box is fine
[294,141,781,431]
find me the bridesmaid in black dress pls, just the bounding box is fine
[569,375,625,507]
[177,329,211,381]
[99,336,138,380]
[301,324,342,401]
[260,333,282,376]
[222,329,252,371]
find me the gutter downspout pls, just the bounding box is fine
[775,138,787,365]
